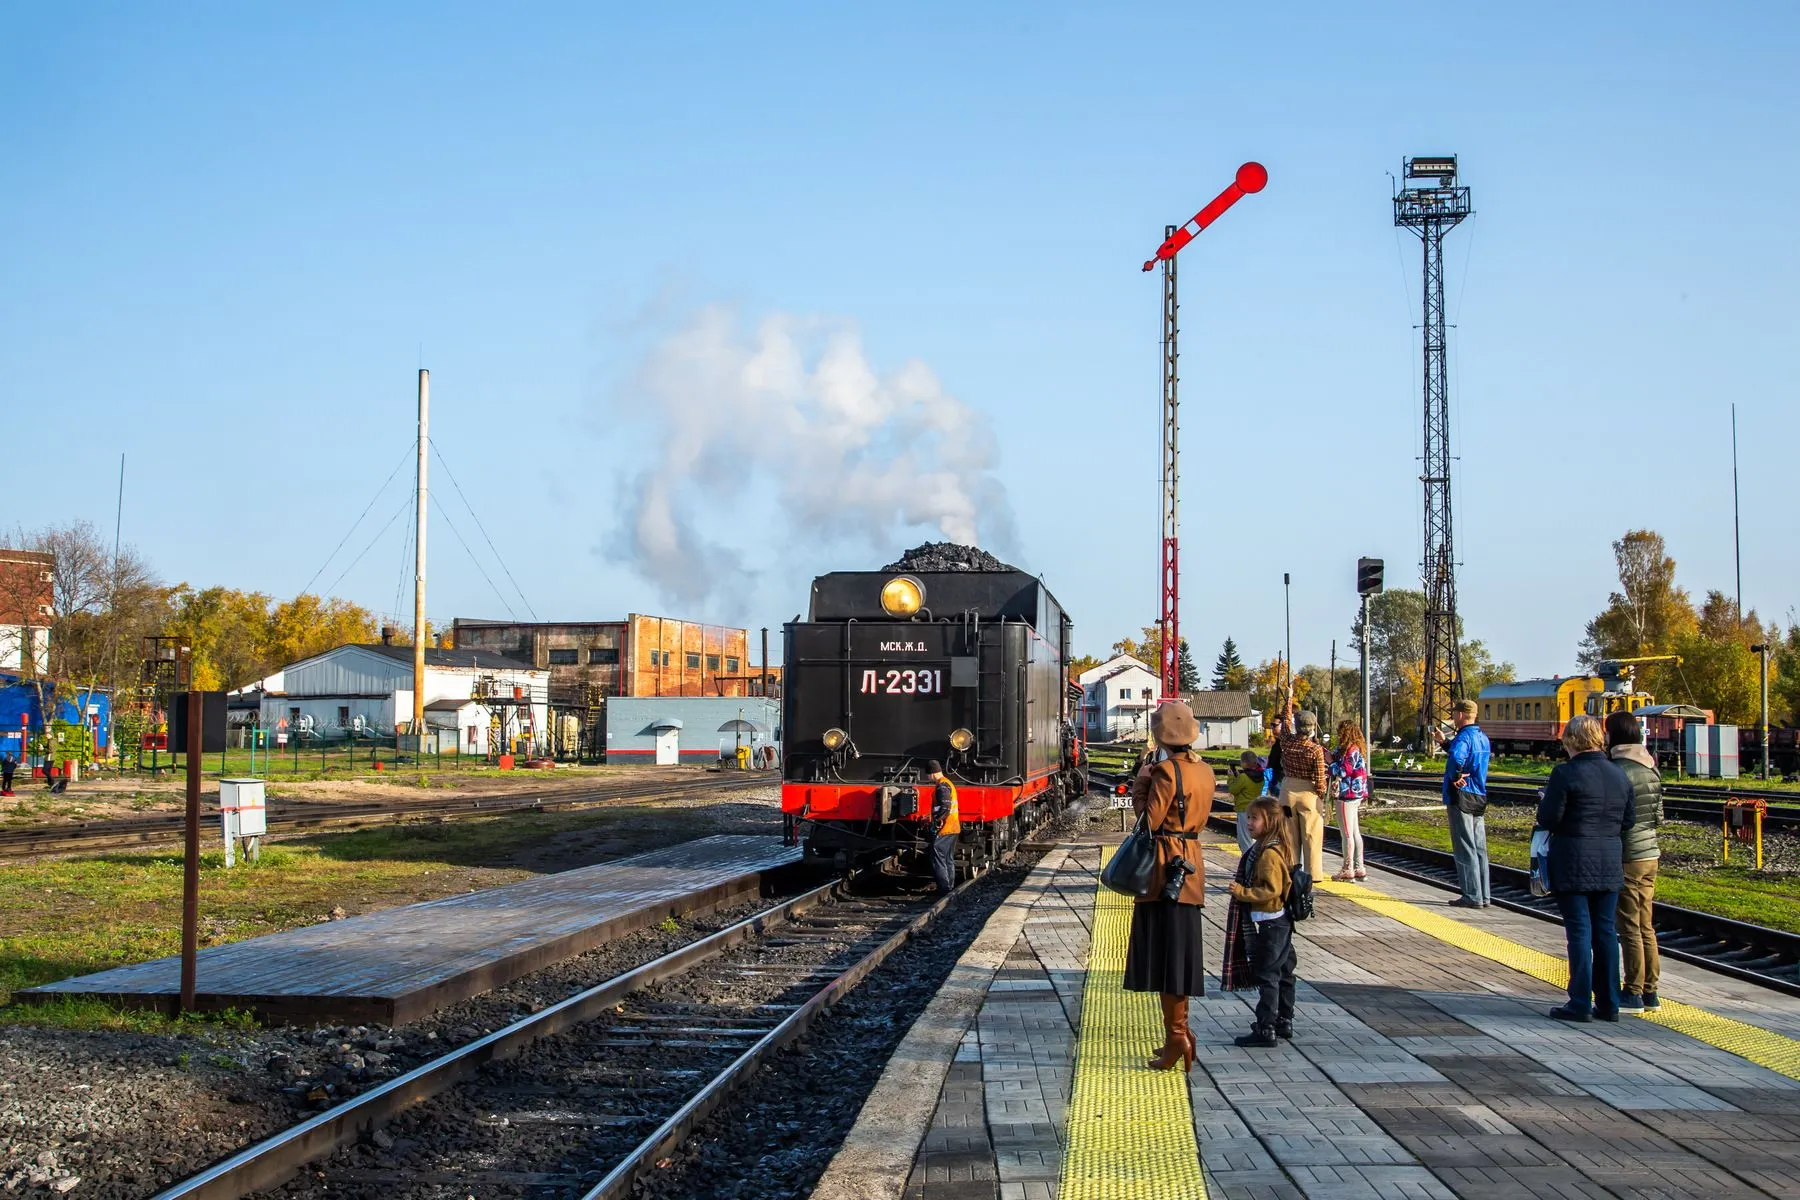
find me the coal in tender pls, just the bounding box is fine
[882,541,1015,574]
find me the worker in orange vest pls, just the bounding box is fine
[925,760,960,895]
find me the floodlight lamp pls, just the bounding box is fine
[880,576,926,618]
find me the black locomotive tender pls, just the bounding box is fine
[780,550,1085,878]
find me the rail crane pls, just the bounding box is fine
[1142,162,1267,699]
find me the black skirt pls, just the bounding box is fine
[1123,900,1207,996]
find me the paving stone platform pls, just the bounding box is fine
[862,833,1800,1200]
[21,834,801,1024]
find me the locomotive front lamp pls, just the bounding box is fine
[880,575,926,618]
[948,728,974,752]
[822,727,849,751]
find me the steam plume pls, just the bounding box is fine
[608,306,1014,610]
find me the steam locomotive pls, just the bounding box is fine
[779,557,1085,878]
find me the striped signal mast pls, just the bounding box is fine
[1142,162,1267,700]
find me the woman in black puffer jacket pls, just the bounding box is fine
[1535,714,1635,1022]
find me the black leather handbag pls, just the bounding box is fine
[1101,811,1158,898]
[1101,759,1191,899]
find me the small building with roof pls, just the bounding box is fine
[1183,690,1257,749]
[253,640,549,757]
[604,695,779,765]
[1078,654,1161,742]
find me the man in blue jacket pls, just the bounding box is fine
[1441,698,1491,907]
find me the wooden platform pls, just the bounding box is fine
[20,835,803,1024]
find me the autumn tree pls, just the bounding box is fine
[1111,625,1163,672]
[1580,530,1696,666]
[6,520,172,691]
[1349,588,1513,740]
[1212,638,1249,691]
[1772,621,1800,727]
[1250,658,1310,729]
[164,587,380,690]
[1177,638,1201,693]
[1067,653,1104,680]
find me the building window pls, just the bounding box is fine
[726,657,740,673]
[589,648,619,665]
[1118,688,1130,701]
[547,649,579,665]
[707,654,721,672]
[649,650,661,666]
[686,653,701,670]
[338,706,351,727]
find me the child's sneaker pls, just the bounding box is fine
[1234,1025,1278,1048]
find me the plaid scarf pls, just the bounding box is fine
[1220,842,1265,992]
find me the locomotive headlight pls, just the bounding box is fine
[822,727,849,751]
[948,728,974,752]
[880,575,926,618]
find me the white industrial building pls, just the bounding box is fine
[1080,654,1161,742]
[252,643,550,756]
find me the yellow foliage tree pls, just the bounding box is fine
[165,587,380,690]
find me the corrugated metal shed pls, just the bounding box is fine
[606,696,780,763]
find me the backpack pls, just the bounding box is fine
[1287,863,1314,922]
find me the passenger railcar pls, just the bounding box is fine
[780,564,1083,877]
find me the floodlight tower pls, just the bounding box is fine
[1394,155,1473,744]
[1142,161,1267,700]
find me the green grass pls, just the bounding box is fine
[1357,806,1800,934]
[0,800,697,1028]
[1368,751,1800,792]
[100,748,620,785]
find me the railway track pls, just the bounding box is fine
[1085,769,1800,997]
[0,774,771,860]
[1370,770,1800,835]
[152,873,954,1200]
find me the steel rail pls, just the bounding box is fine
[579,885,958,1199]
[1368,771,1800,834]
[150,880,840,1200]
[0,775,769,859]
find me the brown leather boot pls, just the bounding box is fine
[1148,993,1186,1070]
[1174,996,1196,1070]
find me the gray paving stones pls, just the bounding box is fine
[891,836,1800,1198]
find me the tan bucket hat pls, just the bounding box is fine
[1150,701,1200,748]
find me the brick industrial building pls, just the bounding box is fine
[0,548,54,675]
[450,615,777,704]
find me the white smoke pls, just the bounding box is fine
[607,305,1014,610]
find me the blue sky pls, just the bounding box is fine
[3,2,1795,679]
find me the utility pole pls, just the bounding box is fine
[412,370,429,749]
[760,627,769,698]
[1356,558,1383,744]
[1733,404,1743,627]
[1752,641,1770,779]
[1283,572,1292,704]
[1327,640,1337,733]
[181,687,200,1012]
[1142,161,1267,700]
[1360,594,1372,740]
[1394,156,1472,747]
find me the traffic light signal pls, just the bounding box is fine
[1356,557,1384,597]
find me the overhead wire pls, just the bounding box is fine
[430,438,540,621]
[430,492,517,620]
[321,492,415,600]
[297,444,413,598]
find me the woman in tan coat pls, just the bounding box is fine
[1123,702,1217,1071]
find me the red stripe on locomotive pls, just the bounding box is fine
[783,773,1057,825]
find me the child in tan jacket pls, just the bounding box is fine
[1224,798,1298,1047]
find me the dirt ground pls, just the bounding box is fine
[0,764,764,827]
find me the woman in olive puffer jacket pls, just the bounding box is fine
[1534,715,1635,1022]
[1606,711,1663,1011]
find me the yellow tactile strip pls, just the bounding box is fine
[1316,877,1800,1083]
[1061,851,1207,1200]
